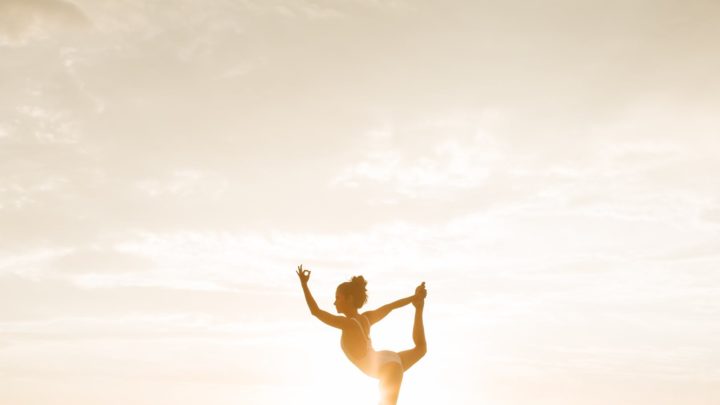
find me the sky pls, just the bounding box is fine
[1,0,719,404]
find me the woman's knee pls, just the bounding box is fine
[417,342,427,357]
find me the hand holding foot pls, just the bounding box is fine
[413,282,427,308]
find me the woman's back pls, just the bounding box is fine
[340,315,373,361]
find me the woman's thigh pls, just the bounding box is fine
[378,362,403,404]
[398,347,426,372]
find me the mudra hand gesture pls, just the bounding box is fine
[296,264,311,284]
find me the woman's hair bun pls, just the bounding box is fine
[351,275,367,288]
[338,275,367,308]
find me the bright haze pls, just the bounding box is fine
[1,1,719,404]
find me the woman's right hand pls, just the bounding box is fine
[296,264,311,285]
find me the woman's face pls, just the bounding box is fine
[334,290,352,314]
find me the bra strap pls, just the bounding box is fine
[351,316,369,339]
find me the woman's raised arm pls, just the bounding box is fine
[363,282,426,326]
[296,265,348,330]
[362,296,412,325]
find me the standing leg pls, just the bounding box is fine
[399,282,427,371]
[378,362,403,405]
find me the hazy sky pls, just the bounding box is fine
[2,0,719,404]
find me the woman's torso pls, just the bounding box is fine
[340,314,374,364]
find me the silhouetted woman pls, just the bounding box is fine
[296,264,427,405]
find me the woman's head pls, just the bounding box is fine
[334,276,368,314]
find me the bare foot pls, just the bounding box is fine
[413,282,427,309]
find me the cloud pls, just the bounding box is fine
[0,0,89,46]
[10,105,81,143]
[330,103,720,234]
[238,0,346,19]
[0,247,70,279]
[0,272,296,323]
[134,169,229,199]
[0,317,297,386]
[0,313,300,342]
[332,119,505,199]
[49,247,154,274]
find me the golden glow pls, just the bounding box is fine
[2,0,719,404]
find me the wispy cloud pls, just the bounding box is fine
[332,120,502,199]
[0,0,89,46]
[2,1,720,403]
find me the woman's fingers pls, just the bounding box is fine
[296,265,311,281]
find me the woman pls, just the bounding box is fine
[296,264,427,405]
